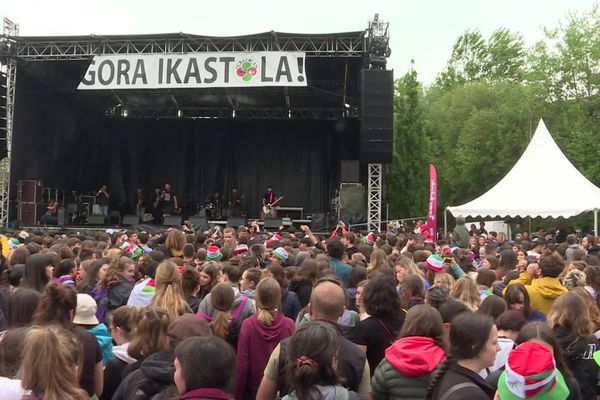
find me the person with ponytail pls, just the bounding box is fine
[92,256,135,323]
[19,326,89,400]
[425,312,499,400]
[150,260,192,321]
[235,277,295,400]
[283,320,359,400]
[31,282,103,398]
[198,282,242,349]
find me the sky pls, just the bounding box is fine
[0,0,595,84]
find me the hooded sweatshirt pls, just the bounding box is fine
[88,323,113,366]
[101,343,137,400]
[112,350,178,400]
[554,325,598,400]
[234,311,295,399]
[508,272,567,315]
[452,216,470,249]
[372,336,446,400]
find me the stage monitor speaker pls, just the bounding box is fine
[311,213,327,232]
[360,69,393,163]
[87,214,106,225]
[341,160,360,183]
[163,215,182,226]
[227,217,247,227]
[188,217,208,229]
[264,219,282,230]
[122,215,140,225]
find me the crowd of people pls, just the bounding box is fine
[0,217,599,400]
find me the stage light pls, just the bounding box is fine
[288,109,292,118]
[121,108,128,117]
[344,103,350,109]
[232,109,236,118]
[177,109,183,118]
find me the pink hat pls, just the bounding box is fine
[233,244,249,255]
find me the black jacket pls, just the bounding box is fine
[554,326,598,400]
[112,350,177,400]
[429,362,495,400]
[109,276,133,311]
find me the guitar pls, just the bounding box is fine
[262,196,284,215]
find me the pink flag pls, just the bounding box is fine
[427,164,438,242]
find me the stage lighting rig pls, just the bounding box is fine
[366,13,391,70]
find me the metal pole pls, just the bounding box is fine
[595,209,598,237]
[444,208,448,238]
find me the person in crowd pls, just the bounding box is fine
[182,267,201,312]
[479,310,526,379]
[51,258,77,286]
[73,293,113,366]
[281,320,360,400]
[235,277,295,400]
[174,336,237,400]
[450,276,481,311]
[477,295,507,321]
[198,264,256,320]
[504,283,546,321]
[114,313,211,400]
[508,252,567,315]
[150,260,192,320]
[452,216,470,249]
[101,305,144,400]
[327,238,352,283]
[198,282,243,349]
[239,267,261,300]
[399,274,426,310]
[5,288,41,330]
[31,283,103,398]
[347,266,367,312]
[372,304,447,400]
[92,256,135,322]
[19,326,89,400]
[288,259,318,307]
[266,264,302,320]
[198,263,219,301]
[0,327,27,399]
[22,252,55,292]
[547,291,599,399]
[426,312,499,400]
[353,276,405,375]
[163,228,186,258]
[127,261,159,307]
[77,257,111,295]
[257,279,370,400]
[395,255,430,288]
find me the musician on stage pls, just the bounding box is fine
[160,183,179,216]
[229,186,243,217]
[40,200,59,225]
[136,188,145,221]
[261,185,279,220]
[96,184,110,218]
[207,190,222,219]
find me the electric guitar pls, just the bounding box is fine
[262,196,284,215]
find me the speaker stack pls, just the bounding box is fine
[360,69,393,163]
[17,180,43,225]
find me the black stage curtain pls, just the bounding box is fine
[12,77,359,218]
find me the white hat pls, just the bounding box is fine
[73,294,99,325]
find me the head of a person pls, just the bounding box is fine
[504,283,532,318]
[400,304,446,351]
[239,267,261,292]
[450,276,481,310]
[210,283,235,339]
[286,320,340,399]
[538,252,564,278]
[55,258,77,278]
[495,310,527,338]
[363,276,402,319]
[256,277,282,327]
[477,295,507,321]
[167,313,212,351]
[7,288,41,328]
[223,228,236,245]
[476,267,496,288]
[425,286,449,309]
[326,238,345,260]
[200,264,218,289]
[266,264,287,289]
[32,282,77,328]
[547,291,594,340]
[174,336,235,395]
[22,252,55,292]
[166,229,186,252]
[6,263,25,288]
[0,326,29,378]
[182,243,196,260]
[220,264,241,284]
[151,261,191,321]
[515,322,571,376]
[308,280,345,321]
[107,305,144,345]
[400,274,426,309]
[448,312,498,369]
[102,256,136,286]
[128,307,171,361]
[19,326,87,400]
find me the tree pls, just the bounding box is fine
[387,65,430,218]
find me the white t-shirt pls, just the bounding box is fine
[479,337,514,378]
[0,377,24,400]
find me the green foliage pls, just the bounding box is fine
[387,66,430,218]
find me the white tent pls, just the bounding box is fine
[446,119,600,234]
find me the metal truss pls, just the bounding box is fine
[367,163,382,232]
[11,32,366,61]
[0,18,18,227]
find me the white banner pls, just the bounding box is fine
[78,52,307,90]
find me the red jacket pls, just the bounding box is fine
[179,388,235,400]
[234,312,295,400]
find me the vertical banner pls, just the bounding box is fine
[427,164,438,242]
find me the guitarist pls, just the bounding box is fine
[261,185,280,220]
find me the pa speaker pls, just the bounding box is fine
[341,160,360,183]
[227,217,247,227]
[57,207,67,226]
[360,69,393,163]
[163,215,182,226]
[122,215,140,225]
[87,214,106,225]
[188,216,207,229]
[311,213,327,232]
[264,219,282,230]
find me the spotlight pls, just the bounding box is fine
[177,109,183,118]
[121,108,128,117]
